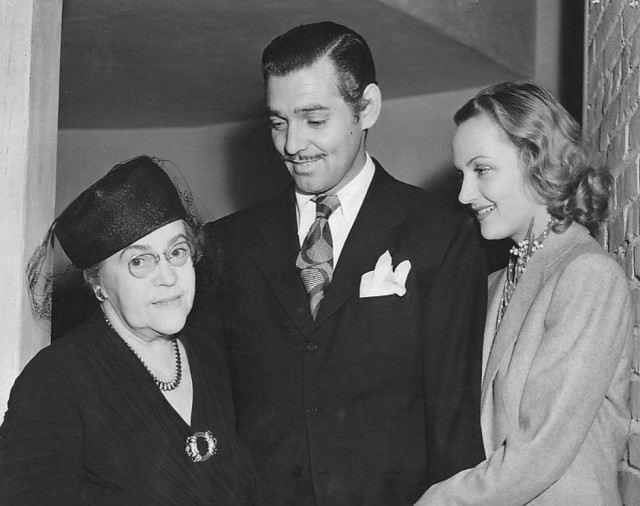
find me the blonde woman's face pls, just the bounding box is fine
[98,220,195,340]
[453,113,550,243]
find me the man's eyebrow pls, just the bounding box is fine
[294,104,329,114]
[266,104,330,116]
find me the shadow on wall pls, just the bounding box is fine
[559,0,584,123]
[222,120,292,213]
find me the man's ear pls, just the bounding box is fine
[359,83,381,131]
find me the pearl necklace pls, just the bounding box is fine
[103,316,182,391]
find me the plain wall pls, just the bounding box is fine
[376,0,535,78]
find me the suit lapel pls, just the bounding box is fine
[250,187,315,337]
[313,165,406,328]
[480,268,507,452]
[481,251,545,407]
[482,270,505,380]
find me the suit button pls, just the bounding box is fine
[292,466,303,478]
[305,406,319,416]
[305,342,319,352]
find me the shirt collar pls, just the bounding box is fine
[294,153,376,221]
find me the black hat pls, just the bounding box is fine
[55,156,186,269]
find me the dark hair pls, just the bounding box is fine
[454,81,612,231]
[262,21,377,118]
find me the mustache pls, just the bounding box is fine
[282,154,326,163]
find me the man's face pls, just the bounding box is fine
[266,57,368,195]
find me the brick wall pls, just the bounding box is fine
[584,0,640,503]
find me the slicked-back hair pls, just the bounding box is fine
[262,21,377,118]
[454,81,612,232]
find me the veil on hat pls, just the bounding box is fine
[26,155,211,321]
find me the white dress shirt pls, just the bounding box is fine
[295,154,376,267]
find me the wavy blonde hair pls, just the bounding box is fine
[454,81,612,232]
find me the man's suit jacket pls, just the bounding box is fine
[190,161,487,506]
[416,222,633,505]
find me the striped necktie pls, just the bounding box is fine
[296,194,341,319]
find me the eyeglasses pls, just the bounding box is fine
[128,241,193,278]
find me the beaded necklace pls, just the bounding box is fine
[496,217,557,331]
[103,316,182,391]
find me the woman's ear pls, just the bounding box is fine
[93,286,108,302]
[359,83,382,131]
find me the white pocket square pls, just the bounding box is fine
[359,250,411,298]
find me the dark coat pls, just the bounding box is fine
[189,161,487,506]
[0,315,259,505]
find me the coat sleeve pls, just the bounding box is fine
[422,213,488,483]
[415,252,633,505]
[0,346,85,505]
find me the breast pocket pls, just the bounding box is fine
[351,291,421,365]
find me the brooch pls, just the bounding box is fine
[185,430,217,463]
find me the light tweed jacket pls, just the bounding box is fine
[416,222,633,506]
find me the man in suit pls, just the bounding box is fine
[190,21,486,506]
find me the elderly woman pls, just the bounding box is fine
[416,82,633,505]
[0,156,258,505]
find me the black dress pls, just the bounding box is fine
[0,315,259,505]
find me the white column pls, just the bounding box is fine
[0,0,62,417]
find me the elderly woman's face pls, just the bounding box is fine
[99,220,195,340]
[453,113,549,243]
